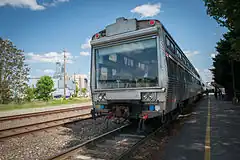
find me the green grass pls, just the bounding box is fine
[0,97,91,112]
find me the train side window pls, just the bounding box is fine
[180,53,183,60]
[177,49,181,59]
[166,36,175,54]
[170,43,175,53]
[166,36,170,48]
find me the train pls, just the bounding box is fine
[90,17,205,123]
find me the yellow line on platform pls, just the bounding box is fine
[205,97,211,160]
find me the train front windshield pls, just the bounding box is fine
[94,37,159,89]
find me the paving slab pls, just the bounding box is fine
[161,96,240,160]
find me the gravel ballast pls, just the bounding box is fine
[0,117,123,160]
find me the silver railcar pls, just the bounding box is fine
[90,17,203,120]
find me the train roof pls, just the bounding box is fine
[91,17,201,79]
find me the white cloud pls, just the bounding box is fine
[183,50,200,58]
[199,68,213,82]
[0,0,45,10]
[44,69,55,74]
[81,38,91,49]
[211,53,216,58]
[43,0,69,7]
[131,3,161,18]
[26,51,73,63]
[0,0,70,10]
[80,51,90,56]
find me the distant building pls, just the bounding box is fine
[72,74,88,91]
[29,61,90,98]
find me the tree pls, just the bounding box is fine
[35,76,55,101]
[81,88,87,95]
[210,31,240,99]
[203,0,240,29]
[0,38,29,104]
[25,85,35,102]
[75,82,79,97]
[203,0,240,59]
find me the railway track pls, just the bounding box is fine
[48,123,140,160]
[0,105,94,140]
[0,113,93,140]
[49,110,183,160]
[48,117,166,160]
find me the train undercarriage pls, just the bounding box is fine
[91,94,203,132]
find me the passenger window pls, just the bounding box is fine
[166,36,175,54]
[177,49,181,59]
[166,37,170,48]
[170,43,175,53]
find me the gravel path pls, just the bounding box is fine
[0,117,123,160]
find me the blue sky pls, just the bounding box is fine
[0,0,227,82]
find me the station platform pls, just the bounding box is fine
[161,95,240,160]
[0,102,92,118]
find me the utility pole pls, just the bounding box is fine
[63,49,66,99]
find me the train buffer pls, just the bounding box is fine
[159,96,240,160]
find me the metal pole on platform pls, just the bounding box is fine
[231,59,237,103]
